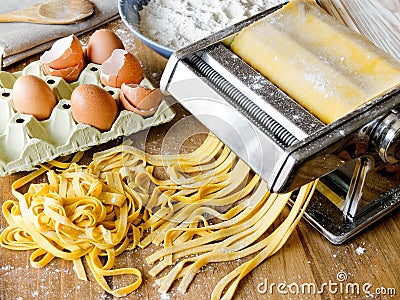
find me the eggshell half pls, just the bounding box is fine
[43,55,86,83]
[12,75,57,121]
[100,49,144,88]
[87,29,125,64]
[70,84,119,131]
[120,83,162,116]
[40,35,84,69]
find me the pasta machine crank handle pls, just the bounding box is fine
[342,109,400,219]
[342,156,375,220]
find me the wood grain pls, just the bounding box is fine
[1,16,400,300]
[318,0,400,61]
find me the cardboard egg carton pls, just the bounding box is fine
[0,61,175,176]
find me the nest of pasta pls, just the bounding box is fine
[0,134,316,299]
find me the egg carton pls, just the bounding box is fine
[0,60,175,176]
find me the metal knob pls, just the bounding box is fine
[361,109,400,164]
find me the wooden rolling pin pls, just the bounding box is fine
[318,0,400,61]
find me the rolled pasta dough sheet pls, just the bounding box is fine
[231,0,400,123]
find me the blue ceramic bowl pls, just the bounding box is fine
[118,0,174,58]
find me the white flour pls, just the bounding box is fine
[139,0,285,49]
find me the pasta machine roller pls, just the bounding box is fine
[159,2,400,244]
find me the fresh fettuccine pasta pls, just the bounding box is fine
[0,152,145,297]
[0,133,316,299]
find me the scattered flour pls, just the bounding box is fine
[139,0,285,49]
[160,291,173,300]
[355,246,366,255]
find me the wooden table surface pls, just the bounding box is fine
[1,18,400,300]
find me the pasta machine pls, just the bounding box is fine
[159,2,400,244]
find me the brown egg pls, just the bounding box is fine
[40,34,84,69]
[12,75,57,121]
[100,49,144,88]
[120,83,162,116]
[70,84,119,131]
[87,29,125,64]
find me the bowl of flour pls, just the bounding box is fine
[118,0,286,58]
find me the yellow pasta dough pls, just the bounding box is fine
[231,0,400,123]
[0,134,316,299]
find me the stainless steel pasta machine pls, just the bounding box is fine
[159,2,400,244]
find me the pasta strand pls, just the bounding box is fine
[0,133,316,299]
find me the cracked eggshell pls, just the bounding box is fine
[43,55,86,83]
[70,84,119,131]
[120,83,162,116]
[12,75,57,121]
[87,29,125,64]
[100,49,143,88]
[40,34,84,69]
